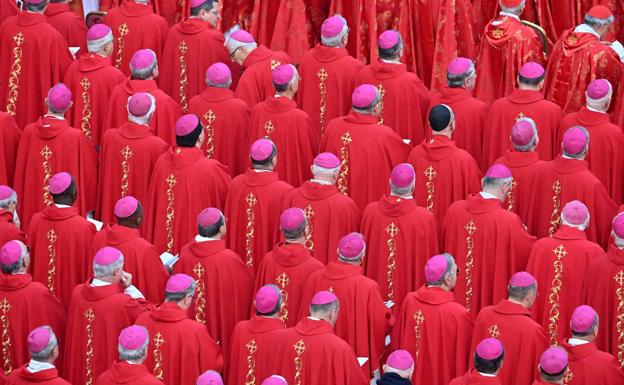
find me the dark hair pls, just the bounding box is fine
[474,351,505,374]
[274,82,290,93]
[540,367,566,382]
[518,74,545,87]
[255,297,281,316]
[198,215,224,238]
[190,0,217,16]
[378,37,403,60]
[51,181,76,204]
[310,301,338,314]
[282,220,306,241]
[26,1,47,12]
[251,146,277,169]
[116,203,143,225]
[508,283,536,301]
[429,105,452,132]
[176,122,203,147]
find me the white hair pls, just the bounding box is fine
[512,117,539,152]
[312,164,340,177]
[127,93,156,125]
[585,84,613,112]
[500,0,525,14]
[321,15,349,47]
[29,327,58,361]
[0,240,27,274]
[118,333,148,362]
[87,31,113,54]
[561,213,590,231]
[93,255,124,278]
[207,78,232,89]
[585,14,615,27]
[0,191,17,209]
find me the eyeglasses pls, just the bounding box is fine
[229,46,241,59]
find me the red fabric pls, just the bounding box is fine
[391,286,473,385]
[282,181,361,264]
[297,45,364,134]
[483,89,563,166]
[6,366,70,385]
[188,87,250,177]
[329,0,376,64]
[225,315,286,385]
[103,2,169,76]
[538,0,583,44]
[234,46,292,107]
[0,0,18,26]
[144,147,231,254]
[96,122,169,224]
[361,195,439,309]
[558,108,624,204]
[249,96,318,186]
[269,0,309,63]
[254,242,324,327]
[471,300,548,385]
[0,210,25,246]
[319,111,410,211]
[91,224,169,304]
[248,0,281,49]
[562,341,624,385]
[105,78,183,145]
[442,194,536,315]
[13,117,97,231]
[173,239,255,353]
[63,54,126,146]
[298,262,394,376]
[474,16,545,105]
[224,170,293,272]
[221,0,254,32]
[0,274,66,375]
[0,112,21,186]
[526,226,605,345]
[449,369,502,385]
[153,0,188,26]
[44,3,87,57]
[0,12,72,128]
[525,156,618,248]
[135,302,224,385]
[27,206,96,308]
[356,60,431,144]
[63,282,152,385]
[95,361,161,385]
[407,136,483,223]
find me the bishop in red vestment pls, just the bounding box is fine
[173,208,254,352]
[328,0,377,65]
[376,350,416,385]
[298,233,393,377]
[144,114,231,254]
[13,84,97,232]
[356,30,430,145]
[0,112,20,186]
[135,274,223,385]
[297,16,363,134]
[105,49,183,144]
[532,347,570,385]
[96,93,169,224]
[63,24,126,146]
[103,0,168,76]
[0,187,25,246]
[27,173,96,308]
[408,105,482,223]
[442,164,536,315]
[63,247,151,385]
[225,29,292,107]
[254,208,324,327]
[92,197,169,304]
[282,153,361,264]
[362,163,439,310]
[471,272,548,385]
[319,84,410,211]
[449,338,504,385]
[0,241,66,375]
[224,139,293,272]
[249,64,318,186]
[45,0,87,56]
[0,4,72,128]
[391,254,473,385]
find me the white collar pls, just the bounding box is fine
[27,360,55,373]
[310,179,333,186]
[90,278,111,287]
[195,234,217,243]
[43,114,65,121]
[562,154,583,160]
[567,338,590,346]
[253,169,272,173]
[499,11,520,21]
[586,105,607,114]
[54,204,71,208]
[478,372,497,377]
[307,316,321,321]
[479,191,498,200]
[380,58,402,64]
[574,24,601,39]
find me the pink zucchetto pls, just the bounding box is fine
[190,0,207,7]
[586,79,611,100]
[130,49,156,70]
[206,63,231,85]
[175,114,200,136]
[114,196,139,219]
[118,325,148,350]
[571,305,597,333]
[0,185,15,200]
[0,241,23,266]
[352,84,378,108]
[511,119,536,146]
[613,212,624,238]
[25,0,46,4]
[197,370,224,385]
[378,30,399,49]
[280,208,305,231]
[166,273,194,293]
[485,164,512,179]
[390,163,415,188]
[338,232,365,260]
[94,246,122,266]
[562,127,588,155]
[87,24,112,41]
[540,347,568,374]
[49,172,72,195]
[313,152,341,169]
[509,271,536,287]
[562,200,589,225]
[475,338,504,360]
[321,16,345,38]
[198,208,222,228]
[47,83,72,112]
[230,29,255,43]
[310,290,338,305]
[255,285,280,313]
[127,93,153,117]
[447,57,473,75]
[272,64,296,85]
[250,139,274,162]
[386,350,414,370]
[425,254,449,283]
[261,375,288,385]
[518,62,545,79]
[27,327,52,353]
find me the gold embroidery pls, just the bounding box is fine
[0,299,12,375]
[79,77,92,140]
[153,332,165,380]
[549,180,562,236]
[203,110,216,158]
[515,112,526,120]
[412,310,425,359]
[614,270,624,367]
[245,193,257,268]
[464,220,477,312]
[178,41,189,112]
[165,174,177,253]
[385,222,399,302]
[115,24,129,69]
[84,308,95,385]
[5,33,24,116]
[270,60,281,70]
[424,166,437,212]
[46,229,57,293]
[376,83,386,125]
[488,324,500,338]
[547,245,567,345]
[293,339,306,385]
[337,132,352,195]
[263,120,275,138]
[40,146,53,206]
[303,205,315,251]
[193,263,206,324]
[120,146,133,198]
[245,339,257,385]
[507,178,518,212]
[492,27,505,39]
[317,68,328,133]
[276,272,290,321]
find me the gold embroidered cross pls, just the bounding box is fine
[204,110,216,125]
[464,220,477,236]
[118,23,129,36]
[46,229,57,243]
[270,60,281,70]
[386,222,399,237]
[615,271,624,286]
[245,193,257,207]
[553,244,568,259]
[121,146,133,160]
[488,324,500,338]
[293,340,306,355]
[424,166,437,180]
[178,41,188,54]
[166,174,177,189]
[85,308,95,322]
[264,120,275,136]
[193,263,205,278]
[340,132,352,145]
[154,332,165,348]
[246,339,257,354]
[0,299,10,314]
[80,77,91,91]
[40,146,52,160]
[12,32,24,46]
[317,68,328,82]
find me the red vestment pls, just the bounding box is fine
[329,0,377,64]
[0,112,21,186]
[525,156,618,248]
[471,300,548,385]
[254,242,324,327]
[63,282,151,385]
[269,0,309,63]
[27,206,96,308]
[562,341,624,385]
[44,3,87,57]
[247,0,280,50]
[0,0,17,25]
[188,87,250,177]
[144,147,231,254]
[361,195,439,309]
[442,194,536,315]
[407,136,482,223]
[224,170,292,272]
[282,181,361,264]
[91,224,169,304]
[96,122,169,224]
[474,15,545,105]
[63,54,126,146]
[95,361,162,385]
[5,366,70,385]
[249,96,318,186]
[319,111,410,211]
[449,369,502,385]
[0,12,72,128]
[135,302,224,385]
[296,44,363,134]
[483,89,562,166]
[234,45,291,107]
[225,315,286,385]
[391,286,473,385]
[526,225,605,345]
[152,0,188,26]
[103,1,169,76]
[0,274,66,375]
[298,262,393,376]
[356,60,431,144]
[0,210,25,247]
[105,79,183,144]
[173,238,254,353]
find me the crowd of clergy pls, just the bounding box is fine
[2,0,624,384]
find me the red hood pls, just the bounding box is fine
[106,361,154,384]
[262,96,297,114]
[198,87,235,103]
[561,29,600,53]
[485,16,523,48]
[323,261,362,280]
[150,301,188,322]
[437,87,474,104]
[78,53,113,72]
[118,122,154,139]
[242,169,280,187]
[493,299,532,317]
[16,11,46,26]
[500,149,541,168]
[187,239,227,257]
[299,181,340,200]
[552,155,588,174]
[368,60,407,80]
[40,206,80,221]
[120,78,159,95]
[376,195,418,217]
[572,107,611,127]
[561,341,598,362]
[465,194,502,214]
[247,314,286,333]
[101,224,141,246]
[34,117,71,139]
[294,316,334,336]
[175,17,209,34]
[79,281,125,302]
[0,274,32,291]
[607,245,624,265]
[413,285,456,305]
[119,1,152,17]
[16,366,60,382]
[270,242,312,267]
[507,89,545,104]
[45,2,70,16]
[311,44,350,63]
[419,135,459,162]
[164,147,204,169]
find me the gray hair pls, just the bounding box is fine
[310,299,339,315]
[224,30,258,54]
[321,15,349,47]
[390,181,414,197]
[428,253,456,285]
[482,176,512,189]
[352,92,381,115]
[561,213,590,231]
[0,191,17,209]
[512,117,539,152]
[447,66,476,88]
[312,164,340,177]
[127,93,156,125]
[207,78,232,89]
[584,14,614,27]
[87,33,113,54]
[282,215,307,241]
[165,280,197,302]
[30,327,58,361]
[508,281,537,301]
[586,86,613,112]
[1,240,27,274]
[130,50,157,80]
[274,65,300,93]
[93,255,124,278]
[500,0,525,15]
[118,338,148,362]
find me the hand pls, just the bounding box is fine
[120,271,133,288]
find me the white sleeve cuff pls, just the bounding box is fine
[610,41,624,62]
[124,285,145,300]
